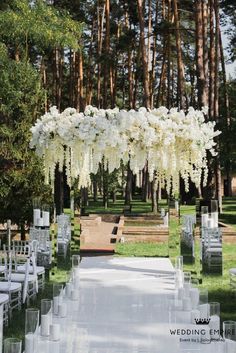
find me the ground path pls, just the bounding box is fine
[80,216,118,253]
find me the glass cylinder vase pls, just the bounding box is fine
[4,338,22,353]
[41,299,52,337]
[25,308,39,353]
[53,284,63,315]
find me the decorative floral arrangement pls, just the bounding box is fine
[30,105,220,194]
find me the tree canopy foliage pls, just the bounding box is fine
[0,0,236,223]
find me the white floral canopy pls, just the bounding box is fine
[30,105,220,194]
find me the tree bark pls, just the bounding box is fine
[86,16,95,106]
[125,163,133,205]
[167,0,172,109]
[137,0,151,108]
[195,0,208,107]
[75,49,84,111]
[152,173,158,214]
[157,45,167,106]
[97,2,105,108]
[173,0,185,109]
[103,0,110,108]
[209,0,215,121]
[93,180,98,202]
[142,163,149,202]
[219,29,232,196]
[202,0,209,106]
[214,0,222,212]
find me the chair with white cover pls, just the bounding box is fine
[0,253,21,317]
[15,251,45,291]
[9,260,38,302]
[4,251,38,304]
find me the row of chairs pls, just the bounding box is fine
[0,242,46,325]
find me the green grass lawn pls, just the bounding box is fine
[220,197,236,230]
[85,195,168,215]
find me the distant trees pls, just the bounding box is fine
[0,0,82,226]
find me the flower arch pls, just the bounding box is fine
[30,105,220,195]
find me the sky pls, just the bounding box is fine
[222,25,236,79]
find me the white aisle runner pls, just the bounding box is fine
[55,257,225,353]
[77,257,176,353]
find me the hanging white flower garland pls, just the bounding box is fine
[30,105,220,194]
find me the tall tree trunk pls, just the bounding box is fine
[97,2,105,108]
[173,0,185,109]
[202,0,209,106]
[54,49,63,214]
[219,30,232,196]
[54,165,64,215]
[103,170,108,209]
[75,49,84,111]
[150,0,158,108]
[86,17,95,106]
[195,0,208,108]
[40,57,48,112]
[142,163,149,202]
[103,0,110,108]
[167,0,172,109]
[93,180,98,202]
[152,173,158,214]
[125,163,133,205]
[69,50,75,107]
[137,0,151,108]
[209,0,215,121]
[214,0,222,212]
[54,48,62,111]
[157,45,167,106]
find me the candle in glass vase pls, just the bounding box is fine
[42,211,50,227]
[33,209,40,226]
[190,288,199,309]
[183,297,192,311]
[25,333,35,353]
[53,296,59,315]
[211,212,218,228]
[50,324,60,341]
[209,315,220,339]
[175,269,183,289]
[41,314,50,336]
[58,303,67,318]
[208,218,214,229]
[199,304,209,319]
[201,214,208,228]
[201,326,211,344]
[38,218,44,227]
[178,287,185,300]
[226,339,236,353]
[184,282,191,296]
[65,283,72,298]
[71,289,78,301]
